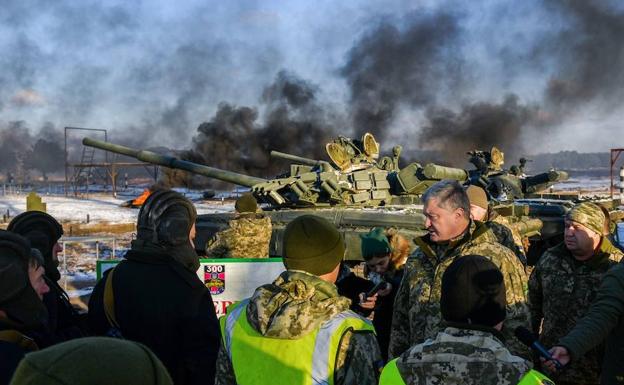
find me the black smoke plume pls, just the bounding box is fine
[165,71,340,187]
[417,95,536,166]
[341,11,463,141]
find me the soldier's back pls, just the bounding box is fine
[206,214,272,258]
[393,327,530,385]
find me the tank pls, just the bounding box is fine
[82,135,620,262]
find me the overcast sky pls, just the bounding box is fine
[1,0,623,154]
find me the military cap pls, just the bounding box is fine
[566,202,606,236]
[465,185,488,210]
[283,215,344,276]
[235,193,258,214]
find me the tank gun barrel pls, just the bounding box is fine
[82,137,267,187]
[508,217,543,238]
[422,164,469,181]
[522,170,569,194]
[270,150,333,169]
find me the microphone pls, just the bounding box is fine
[514,327,563,369]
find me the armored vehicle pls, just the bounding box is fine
[82,135,619,262]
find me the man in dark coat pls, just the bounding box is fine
[0,230,48,385]
[88,190,221,385]
[8,211,86,345]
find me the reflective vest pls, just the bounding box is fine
[220,299,375,385]
[380,359,555,385]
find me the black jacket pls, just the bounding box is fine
[0,341,25,385]
[373,267,404,361]
[32,279,86,348]
[89,249,221,385]
[0,321,37,385]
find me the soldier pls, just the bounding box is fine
[8,211,86,345]
[546,259,624,385]
[88,190,221,385]
[466,185,527,265]
[0,231,48,385]
[528,202,623,385]
[205,193,272,258]
[215,215,382,385]
[388,180,530,359]
[380,255,541,385]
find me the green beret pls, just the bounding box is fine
[235,193,258,213]
[360,227,392,261]
[566,202,606,236]
[283,215,344,276]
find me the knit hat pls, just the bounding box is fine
[440,255,506,327]
[0,230,48,330]
[10,337,173,385]
[235,193,258,213]
[566,202,606,236]
[283,215,345,276]
[465,185,488,210]
[360,228,392,261]
[8,211,64,282]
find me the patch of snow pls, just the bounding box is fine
[0,193,235,223]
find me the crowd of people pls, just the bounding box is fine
[1,181,624,385]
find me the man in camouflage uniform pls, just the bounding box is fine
[466,185,526,265]
[388,180,530,359]
[528,202,623,385]
[215,215,382,385]
[205,193,272,258]
[380,255,534,385]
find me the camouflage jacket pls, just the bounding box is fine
[388,220,530,360]
[205,214,272,258]
[528,239,623,384]
[394,325,531,385]
[489,214,527,265]
[215,270,382,385]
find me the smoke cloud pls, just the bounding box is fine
[1,0,624,185]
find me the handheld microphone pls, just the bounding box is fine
[514,327,563,369]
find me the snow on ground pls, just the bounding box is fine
[552,176,612,193]
[0,193,235,223]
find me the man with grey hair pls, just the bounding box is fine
[388,180,531,359]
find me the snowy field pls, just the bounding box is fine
[0,193,235,224]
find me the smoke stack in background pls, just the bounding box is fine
[1,1,623,187]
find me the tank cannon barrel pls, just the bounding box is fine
[422,164,469,181]
[508,217,543,238]
[270,150,333,169]
[82,137,267,187]
[523,170,569,193]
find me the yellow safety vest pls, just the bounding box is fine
[380,359,555,385]
[220,299,375,385]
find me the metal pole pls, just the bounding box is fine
[112,238,116,260]
[620,166,624,201]
[64,127,68,197]
[96,241,99,260]
[62,241,67,291]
